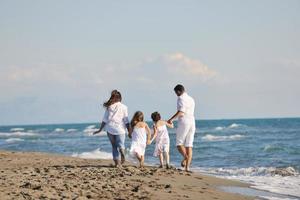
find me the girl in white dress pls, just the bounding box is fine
[151,112,174,169]
[129,111,151,168]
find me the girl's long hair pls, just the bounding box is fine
[130,111,144,128]
[103,90,122,108]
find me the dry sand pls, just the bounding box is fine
[0,151,253,200]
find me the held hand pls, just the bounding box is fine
[147,140,151,145]
[167,119,173,124]
[153,125,157,132]
[92,131,98,135]
[92,129,101,135]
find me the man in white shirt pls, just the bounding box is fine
[168,84,196,171]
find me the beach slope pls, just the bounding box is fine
[0,151,252,200]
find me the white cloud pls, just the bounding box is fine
[129,53,217,87]
[162,53,217,79]
[0,52,217,99]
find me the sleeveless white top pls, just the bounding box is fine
[153,124,170,156]
[130,127,147,156]
[132,127,147,145]
[155,125,169,145]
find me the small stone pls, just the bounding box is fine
[132,186,139,192]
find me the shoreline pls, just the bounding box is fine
[0,150,253,200]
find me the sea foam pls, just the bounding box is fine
[197,166,300,199]
[201,134,245,142]
[83,125,106,136]
[72,148,112,159]
[0,132,37,137]
[263,144,286,153]
[66,129,77,132]
[228,123,243,129]
[5,138,25,143]
[215,126,225,131]
[54,128,64,132]
[10,128,25,132]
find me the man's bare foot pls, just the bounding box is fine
[181,159,186,167]
[185,166,192,173]
[166,164,170,169]
[159,165,163,168]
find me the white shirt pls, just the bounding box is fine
[177,92,195,123]
[102,102,129,135]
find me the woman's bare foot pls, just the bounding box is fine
[159,165,163,168]
[166,164,170,169]
[114,160,121,168]
[120,149,125,164]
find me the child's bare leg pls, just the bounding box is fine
[135,153,142,166]
[140,155,145,168]
[159,153,164,168]
[164,152,170,169]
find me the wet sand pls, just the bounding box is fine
[0,151,253,200]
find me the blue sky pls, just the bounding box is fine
[0,0,299,125]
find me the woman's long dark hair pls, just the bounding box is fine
[130,111,144,128]
[103,90,122,108]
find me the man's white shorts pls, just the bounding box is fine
[176,121,196,147]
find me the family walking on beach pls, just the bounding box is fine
[93,84,195,172]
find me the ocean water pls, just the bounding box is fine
[0,118,299,199]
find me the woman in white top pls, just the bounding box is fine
[93,90,131,167]
[129,111,151,168]
[150,112,174,169]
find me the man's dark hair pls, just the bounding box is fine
[151,112,161,122]
[174,84,185,93]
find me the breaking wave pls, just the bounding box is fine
[201,134,246,142]
[66,129,77,132]
[0,132,37,137]
[54,128,64,132]
[71,148,112,159]
[228,123,244,129]
[10,128,25,132]
[5,138,25,143]
[197,166,300,198]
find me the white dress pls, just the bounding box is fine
[154,125,170,157]
[130,127,147,156]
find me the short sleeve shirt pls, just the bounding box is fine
[177,92,195,122]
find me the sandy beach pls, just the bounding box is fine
[0,151,253,200]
